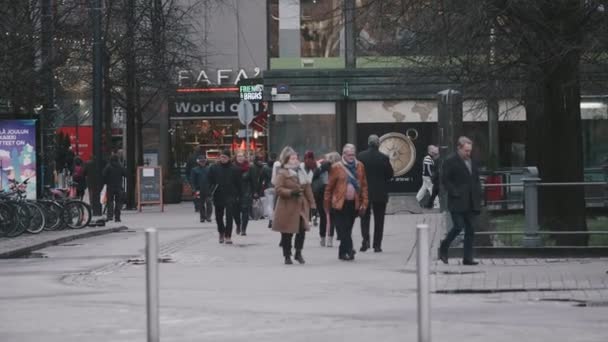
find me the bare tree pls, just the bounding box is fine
[358,0,608,245]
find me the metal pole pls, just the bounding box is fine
[523,177,541,247]
[416,224,431,342]
[91,0,104,216]
[146,228,160,342]
[246,123,250,159]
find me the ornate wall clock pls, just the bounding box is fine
[379,131,417,177]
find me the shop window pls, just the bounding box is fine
[270,102,336,157]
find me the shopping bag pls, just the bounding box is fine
[100,185,107,205]
[263,188,275,218]
[83,188,90,204]
[251,198,264,220]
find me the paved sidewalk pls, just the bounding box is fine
[0,224,127,258]
[2,203,607,342]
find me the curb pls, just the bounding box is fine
[0,226,129,259]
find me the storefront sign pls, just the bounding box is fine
[169,97,263,118]
[177,67,261,87]
[0,119,37,199]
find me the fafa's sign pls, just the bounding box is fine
[0,119,37,199]
[177,67,261,87]
[169,97,264,118]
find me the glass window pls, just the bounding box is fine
[270,0,344,69]
[270,102,336,156]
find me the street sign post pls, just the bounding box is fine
[237,100,254,158]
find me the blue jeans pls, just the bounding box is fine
[441,212,477,262]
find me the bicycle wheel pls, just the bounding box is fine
[0,202,16,237]
[4,202,31,238]
[40,200,64,231]
[25,202,46,234]
[62,200,92,229]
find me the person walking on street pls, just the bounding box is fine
[439,137,482,266]
[72,157,86,200]
[358,134,393,252]
[272,146,316,265]
[250,155,265,219]
[208,150,242,244]
[187,145,206,212]
[190,155,213,223]
[416,145,440,208]
[102,154,126,222]
[261,152,277,228]
[324,144,369,261]
[312,152,341,247]
[233,152,254,235]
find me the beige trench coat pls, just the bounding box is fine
[272,168,316,234]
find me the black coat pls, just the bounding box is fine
[208,162,242,206]
[238,168,255,207]
[358,146,394,203]
[441,153,482,213]
[190,165,211,197]
[102,161,126,191]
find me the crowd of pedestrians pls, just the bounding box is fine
[188,134,481,266]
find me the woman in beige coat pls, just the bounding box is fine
[272,146,317,264]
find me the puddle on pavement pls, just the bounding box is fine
[12,252,48,259]
[126,257,174,265]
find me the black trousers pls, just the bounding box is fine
[233,203,251,233]
[197,196,213,221]
[360,201,387,248]
[441,211,477,262]
[215,203,235,238]
[315,194,335,237]
[428,182,439,208]
[281,220,306,257]
[106,188,122,221]
[334,201,357,257]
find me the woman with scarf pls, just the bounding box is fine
[233,151,254,235]
[324,144,369,261]
[272,146,317,265]
[312,151,341,247]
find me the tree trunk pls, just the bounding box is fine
[124,0,137,209]
[537,51,588,246]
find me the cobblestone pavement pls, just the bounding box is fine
[402,212,608,303]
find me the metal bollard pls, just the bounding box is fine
[146,228,160,342]
[522,177,541,247]
[416,224,431,342]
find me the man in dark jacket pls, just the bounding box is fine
[439,136,482,265]
[102,154,127,222]
[358,134,394,252]
[186,145,205,212]
[190,155,212,223]
[208,150,242,244]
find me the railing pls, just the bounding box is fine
[478,167,608,247]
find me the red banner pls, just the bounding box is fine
[57,126,93,161]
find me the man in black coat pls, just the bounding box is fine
[102,154,127,222]
[190,155,212,223]
[208,150,242,244]
[439,136,482,265]
[358,134,394,252]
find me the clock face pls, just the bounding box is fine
[379,132,416,177]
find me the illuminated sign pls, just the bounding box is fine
[177,67,261,87]
[239,78,264,102]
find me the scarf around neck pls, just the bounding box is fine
[285,162,309,185]
[341,157,360,192]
